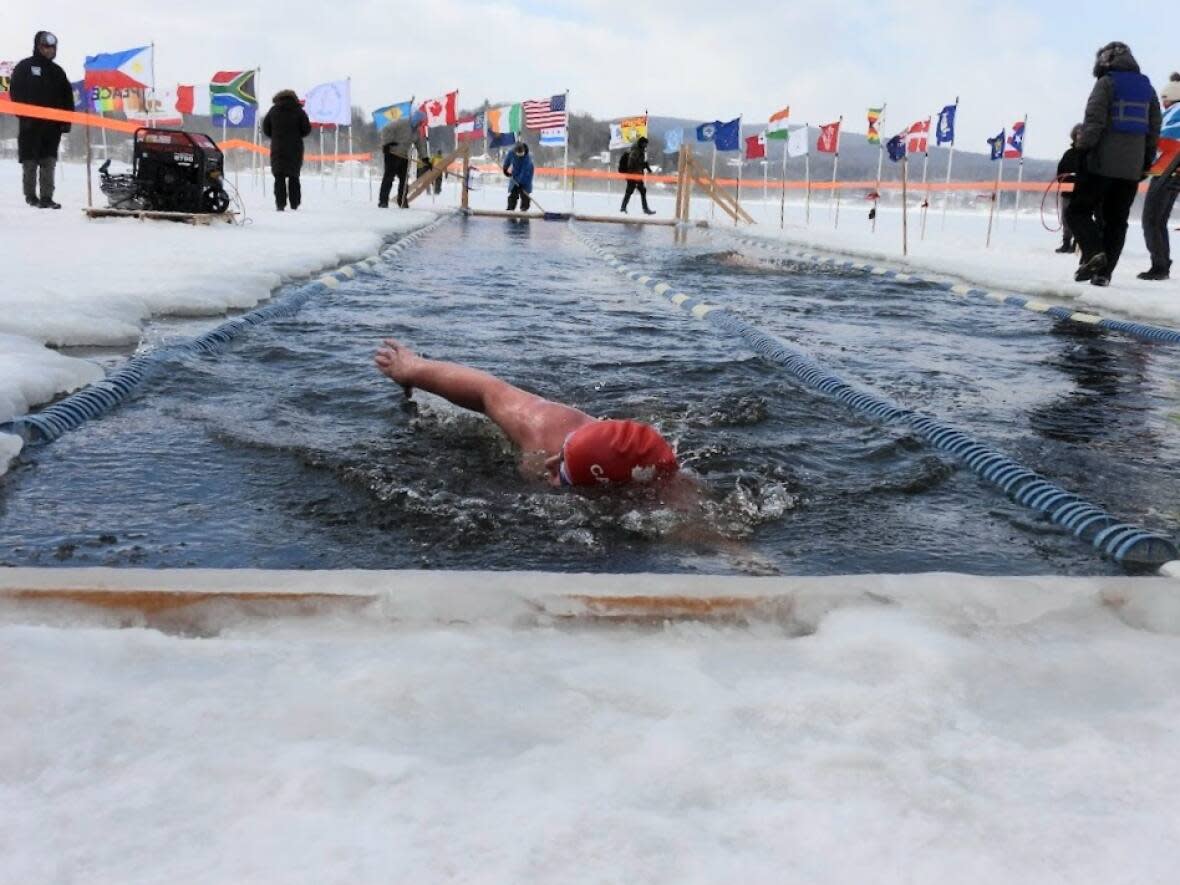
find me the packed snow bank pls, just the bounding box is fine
[0,165,436,475]
[2,570,1180,884]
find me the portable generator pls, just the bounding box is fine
[99,128,230,214]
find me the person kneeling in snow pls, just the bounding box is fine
[502,142,534,212]
[374,339,679,487]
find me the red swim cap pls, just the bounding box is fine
[561,420,678,486]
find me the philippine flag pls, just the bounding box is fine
[84,46,152,90]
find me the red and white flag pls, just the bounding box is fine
[419,90,457,128]
[522,94,567,130]
[817,121,841,153]
[906,119,930,154]
[175,84,211,116]
[745,132,766,160]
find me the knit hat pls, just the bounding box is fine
[1162,73,1180,104]
[559,420,678,486]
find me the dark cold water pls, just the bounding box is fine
[2,218,1179,574]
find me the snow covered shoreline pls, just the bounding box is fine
[3,568,1180,883]
[0,165,437,473]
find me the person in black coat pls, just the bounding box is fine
[377,119,411,208]
[262,89,311,211]
[620,136,656,215]
[9,30,74,209]
[1055,124,1083,253]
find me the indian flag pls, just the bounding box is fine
[487,103,522,135]
[766,106,791,139]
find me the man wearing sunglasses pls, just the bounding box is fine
[9,31,74,209]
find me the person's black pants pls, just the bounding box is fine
[507,185,531,211]
[621,179,650,211]
[379,154,408,207]
[1059,194,1074,250]
[274,173,302,210]
[1142,155,1180,268]
[1066,173,1140,273]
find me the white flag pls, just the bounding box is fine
[539,126,567,146]
[608,122,627,151]
[786,123,809,158]
[124,87,183,126]
[304,80,351,126]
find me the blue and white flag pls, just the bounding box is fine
[212,95,256,128]
[696,120,719,143]
[489,130,517,149]
[936,104,956,145]
[714,118,741,151]
[664,127,683,154]
[886,133,906,162]
[987,129,1005,161]
[373,100,413,129]
[539,126,567,146]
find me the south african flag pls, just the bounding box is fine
[209,70,256,106]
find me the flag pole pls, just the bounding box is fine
[804,135,812,226]
[710,143,717,222]
[253,67,262,189]
[987,154,1003,248]
[901,153,909,257]
[734,114,742,227]
[348,77,354,196]
[779,128,788,230]
[832,116,843,229]
[148,42,156,128]
[871,102,886,233]
[563,89,570,200]
[941,96,959,231]
[919,115,931,240]
[1012,113,1027,228]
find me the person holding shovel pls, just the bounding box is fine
[502,141,534,212]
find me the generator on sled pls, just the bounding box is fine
[98,128,230,214]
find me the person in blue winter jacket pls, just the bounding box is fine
[502,141,534,211]
[1138,73,1180,280]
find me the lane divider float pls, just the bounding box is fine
[718,231,1180,346]
[570,223,1178,568]
[2,216,448,446]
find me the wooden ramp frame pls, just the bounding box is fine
[405,143,470,206]
[675,144,755,226]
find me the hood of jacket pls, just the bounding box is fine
[32,31,56,55]
[1093,42,1140,77]
[272,89,301,106]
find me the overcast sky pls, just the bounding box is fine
[7,0,1172,159]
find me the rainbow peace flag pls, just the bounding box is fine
[867,107,883,144]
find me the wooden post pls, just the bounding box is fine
[85,112,93,209]
[460,150,470,211]
[901,155,909,257]
[986,156,1003,248]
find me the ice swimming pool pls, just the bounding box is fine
[2,216,1179,575]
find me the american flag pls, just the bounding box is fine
[522,94,567,130]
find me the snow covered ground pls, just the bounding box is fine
[3,569,1180,884]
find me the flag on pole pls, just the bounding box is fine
[210,70,257,105]
[418,90,458,128]
[663,127,683,154]
[1004,120,1025,159]
[70,80,87,111]
[0,61,14,100]
[886,133,906,162]
[866,107,883,144]
[539,126,567,146]
[936,104,957,145]
[487,103,521,134]
[817,121,841,153]
[88,86,122,112]
[522,94,567,129]
[714,118,741,151]
[766,106,791,139]
[695,121,719,143]
[906,119,930,153]
[745,132,766,160]
[610,115,647,149]
[176,84,211,116]
[786,123,809,157]
[304,80,351,126]
[125,87,182,126]
[84,46,152,90]
[489,130,517,148]
[456,113,486,142]
[212,97,256,127]
[988,130,1006,161]
[372,99,413,129]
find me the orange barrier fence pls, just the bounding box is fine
[3,99,1067,193]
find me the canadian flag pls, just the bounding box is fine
[817,121,841,154]
[906,119,930,154]
[418,90,457,129]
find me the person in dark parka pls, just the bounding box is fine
[620,136,656,215]
[1055,124,1084,253]
[9,30,74,209]
[502,141,534,211]
[1067,42,1161,286]
[262,89,311,211]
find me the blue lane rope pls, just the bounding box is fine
[570,224,1178,568]
[2,216,448,446]
[716,231,1180,347]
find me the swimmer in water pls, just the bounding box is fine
[374,339,679,487]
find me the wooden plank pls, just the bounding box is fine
[405,143,469,205]
[83,208,237,225]
[465,208,545,220]
[571,212,676,227]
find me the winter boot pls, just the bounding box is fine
[1075,252,1107,283]
[21,161,38,206]
[1055,236,1075,254]
[641,195,655,216]
[1090,273,1111,287]
[38,198,62,210]
[620,198,630,214]
[1137,261,1171,281]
